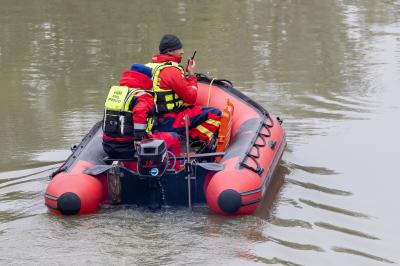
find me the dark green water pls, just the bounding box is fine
[1,0,399,265]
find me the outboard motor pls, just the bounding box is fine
[137,139,168,178]
[136,139,168,210]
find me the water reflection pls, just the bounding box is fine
[255,163,287,219]
[287,178,352,196]
[332,246,394,264]
[299,198,370,219]
[268,236,324,252]
[314,222,379,240]
[269,217,313,229]
[286,162,337,175]
[0,210,34,223]
[0,191,38,202]
[237,251,303,266]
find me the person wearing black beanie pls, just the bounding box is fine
[159,34,183,54]
[147,35,222,148]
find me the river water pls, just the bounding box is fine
[1,0,399,265]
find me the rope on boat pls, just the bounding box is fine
[207,78,216,106]
[239,117,275,176]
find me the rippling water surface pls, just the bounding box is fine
[1,0,399,265]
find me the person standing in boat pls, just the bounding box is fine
[146,34,221,149]
[102,64,182,169]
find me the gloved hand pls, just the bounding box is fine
[134,129,145,141]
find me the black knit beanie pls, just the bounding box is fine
[159,34,183,54]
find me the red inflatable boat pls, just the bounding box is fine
[45,74,286,216]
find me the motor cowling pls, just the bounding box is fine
[137,139,168,177]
